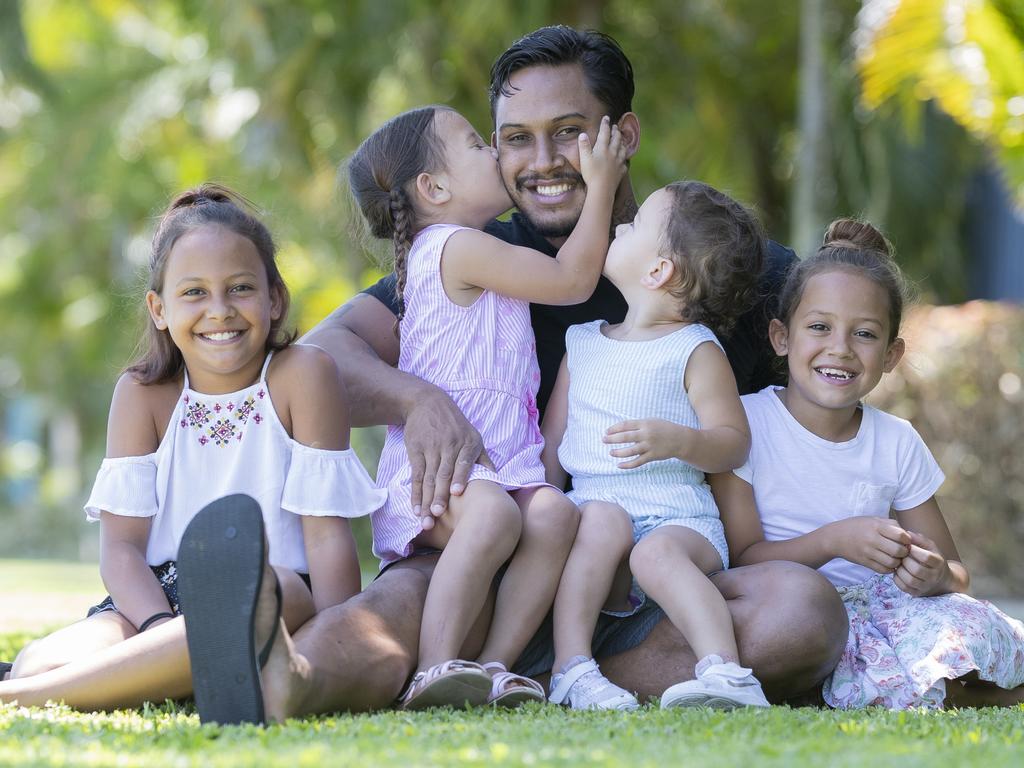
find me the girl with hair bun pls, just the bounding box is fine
[0,184,383,723]
[714,218,1024,708]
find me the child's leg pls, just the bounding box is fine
[0,566,313,710]
[552,501,634,672]
[628,526,734,662]
[8,611,135,680]
[476,486,579,668]
[414,480,521,668]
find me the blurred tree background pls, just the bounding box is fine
[1,1,1021,588]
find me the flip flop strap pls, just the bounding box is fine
[548,657,600,704]
[256,577,282,669]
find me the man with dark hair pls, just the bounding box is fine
[223,25,846,721]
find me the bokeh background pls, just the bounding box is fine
[1,1,1022,599]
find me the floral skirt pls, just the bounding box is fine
[824,574,1024,709]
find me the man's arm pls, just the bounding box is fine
[301,291,491,520]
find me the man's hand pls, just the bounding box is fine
[894,531,950,596]
[828,517,911,574]
[404,390,494,528]
[604,418,693,469]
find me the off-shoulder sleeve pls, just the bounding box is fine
[83,455,159,522]
[282,441,387,518]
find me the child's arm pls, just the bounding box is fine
[540,356,570,489]
[99,375,175,631]
[441,116,628,305]
[894,498,969,596]
[712,470,912,573]
[604,343,749,473]
[279,346,363,609]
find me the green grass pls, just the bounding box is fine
[2,630,1022,768]
[0,692,1020,768]
[0,559,103,594]
[4,568,1022,767]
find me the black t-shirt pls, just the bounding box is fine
[362,213,795,416]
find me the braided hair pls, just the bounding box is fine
[348,106,451,329]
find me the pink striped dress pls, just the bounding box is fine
[371,224,549,566]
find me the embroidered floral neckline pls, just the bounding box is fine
[180,385,267,447]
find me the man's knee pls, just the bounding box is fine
[717,561,847,696]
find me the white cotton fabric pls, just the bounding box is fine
[734,386,945,586]
[84,353,385,573]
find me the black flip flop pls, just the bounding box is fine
[0,661,13,680]
[177,493,280,726]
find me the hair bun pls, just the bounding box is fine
[168,183,237,212]
[822,218,891,256]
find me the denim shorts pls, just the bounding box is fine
[510,599,666,679]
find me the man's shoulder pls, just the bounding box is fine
[763,239,798,283]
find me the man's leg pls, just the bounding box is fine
[260,556,436,720]
[596,561,848,702]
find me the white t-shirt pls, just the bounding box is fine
[734,386,945,586]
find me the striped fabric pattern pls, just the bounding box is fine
[371,224,549,567]
[558,320,729,565]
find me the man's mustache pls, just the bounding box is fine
[514,171,585,192]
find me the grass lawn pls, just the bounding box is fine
[3,560,1022,767]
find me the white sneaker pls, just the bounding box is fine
[660,654,771,709]
[549,657,639,711]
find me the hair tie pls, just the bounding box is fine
[821,238,860,251]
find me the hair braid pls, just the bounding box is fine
[390,187,414,327]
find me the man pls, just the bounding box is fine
[246,26,847,721]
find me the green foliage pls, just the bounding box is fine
[0,685,1022,768]
[1,1,1022,560]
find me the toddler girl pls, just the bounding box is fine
[715,218,1024,708]
[541,181,772,710]
[0,185,384,725]
[347,105,627,708]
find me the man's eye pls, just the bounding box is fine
[505,133,528,144]
[855,330,878,339]
[556,126,581,138]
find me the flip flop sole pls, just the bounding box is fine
[403,670,492,710]
[177,493,266,725]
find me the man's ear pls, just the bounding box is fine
[768,318,789,356]
[883,337,905,372]
[615,112,641,160]
[146,290,168,331]
[490,131,497,149]
[414,172,451,206]
[642,256,675,289]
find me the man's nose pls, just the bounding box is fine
[530,136,564,174]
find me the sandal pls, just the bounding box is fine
[400,659,492,710]
[177,493,281,726]
[481,661,546,707]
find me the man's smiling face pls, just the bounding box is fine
[493,63,611,241]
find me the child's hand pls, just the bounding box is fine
[578,116,628,198]
[604,419,692,469]
[829,516,911,574]
[894,530,950,596]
